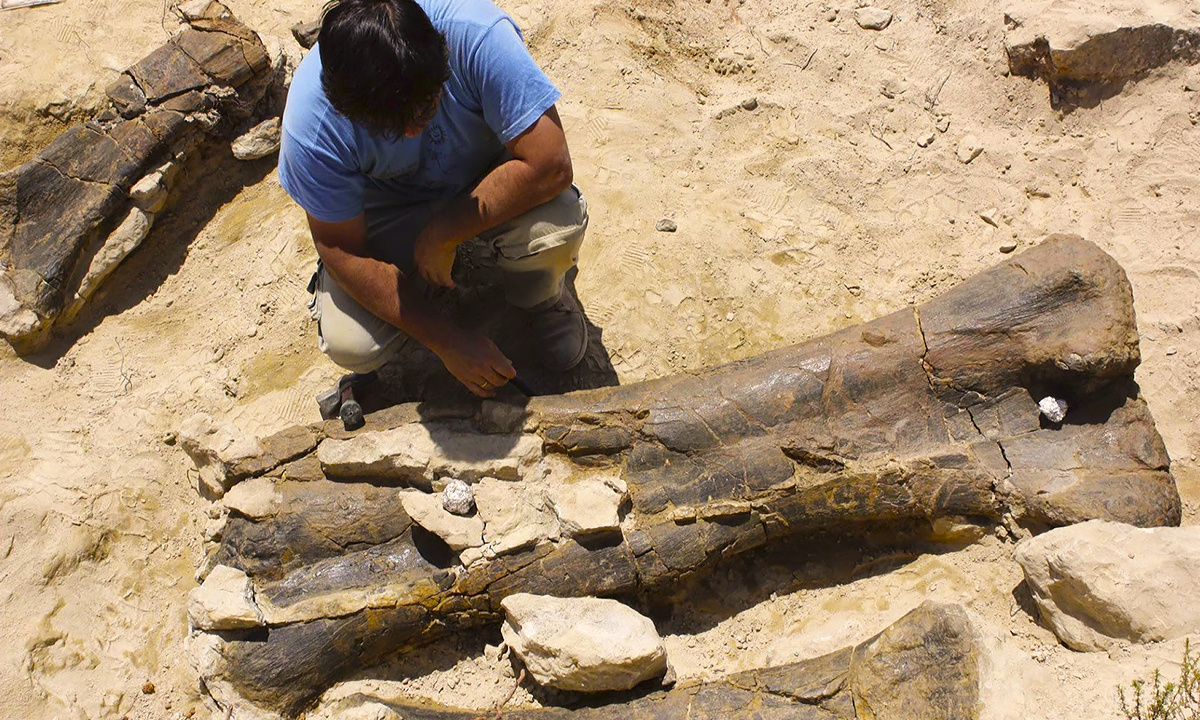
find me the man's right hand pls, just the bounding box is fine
[432,326,517,397]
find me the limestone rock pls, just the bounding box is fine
[956,135,984,164]
[441,478,475,515]
[317,423,541,486]
[291,19,320,49]
[231,118,282,160]
[179,413,265,499]
[500,593,668,692]
[1005,2,1200,98]
[849,601,982,719]
[129,170,169,213]
[188,565,263,630]
[476,477,559,555]
[223,476,280,519]
[399,490,483,551]
[855,6,893,30]
[1015,520,1200,651]
[546,476,627,536]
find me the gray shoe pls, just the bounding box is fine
[525,291,588,371]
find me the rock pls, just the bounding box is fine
[441,478,475,515]
[500,594,668,692]
[739,96,758,111]
[188,565,263,630]
[999,241,1018,254]
[936,115,950,132]
[129,171,168,213]
[854,6,893,30]
[175,0,230,20]
[956,135,984,164]
[335,702,402,720]
[475,477,559,555]
[178,413,265,499]
[1186,67,1200,92]
[848,601,983,718]
[1037,396,1067,423]
[231,118,282,160]
[291,19,321,49]
[399,490,483,551]
[1005,3,1200,99]
[70,207,154,310]
[222,476,280,519]
[1015,521,1200,651]
[317,423,542,486]
[655,218,677,232]
[546,477,627,536]
[916,131,935,147]
[978,208,999,227]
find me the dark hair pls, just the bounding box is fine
[319,0,451,138]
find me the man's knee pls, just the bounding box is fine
[492,185,588,261]
[311,268,404,373]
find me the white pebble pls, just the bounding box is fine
[1038,396,1068,423]
[441,479,475,515]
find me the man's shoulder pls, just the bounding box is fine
[420,0,516,37]
[281,48,355,156]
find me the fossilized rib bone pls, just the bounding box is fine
[190,236,1178,716]
[319,601,984,720]
[0,2,278,352]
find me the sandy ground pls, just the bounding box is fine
[1,0,1200,717]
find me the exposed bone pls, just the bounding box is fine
[191,237,1179,716]
[314,601,985,720]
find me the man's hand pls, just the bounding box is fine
[432,326,517,397]
[414,229,458,288]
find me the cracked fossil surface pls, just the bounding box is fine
[189,235,1178,717]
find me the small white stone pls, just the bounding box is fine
[936,116,951,133]
[956,134,984,164]
[916,131,935,147]
[1037,396,1068,423]
[978,208,999,227]
[442,478,475,515]
[854,6,893,29]
[129,171,168,212]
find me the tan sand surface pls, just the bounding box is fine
[1,0,1198,717]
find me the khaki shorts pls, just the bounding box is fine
[308,185,588,373]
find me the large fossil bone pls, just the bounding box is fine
[0,1,279,352]
[189,236,1178,716]
[317,601,984,720]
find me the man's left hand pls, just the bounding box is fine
[414,230,457,288]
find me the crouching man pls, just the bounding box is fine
[278,0,589,403]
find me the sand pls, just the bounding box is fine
[1,0,1199,717]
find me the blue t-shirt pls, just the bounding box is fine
[278,0,561,223]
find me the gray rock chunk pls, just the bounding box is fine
[501,593,668,692]
[1015,520,1200,651]
[855,6,893,30]
[188,564,263,630]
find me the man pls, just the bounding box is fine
[278,0,588,403]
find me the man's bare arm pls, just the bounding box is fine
[308,214,515,395]
[413,105,573,287]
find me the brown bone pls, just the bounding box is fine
[319,601,983,720]
[193,236,1178,716]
